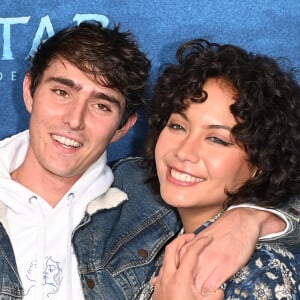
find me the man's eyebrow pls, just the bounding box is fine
[46,76,82,91]
[45,77,122,109]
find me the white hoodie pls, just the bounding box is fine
[0,130,115,299]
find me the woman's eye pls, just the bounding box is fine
[208,137,233,146]
[167,123,185,131]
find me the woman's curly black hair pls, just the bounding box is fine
[144,39,300,208]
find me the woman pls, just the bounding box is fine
[144,39,300,299]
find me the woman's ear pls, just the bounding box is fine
[111,113,138,143]
[23,73,33,113]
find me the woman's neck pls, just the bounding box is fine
[178,206,224,233]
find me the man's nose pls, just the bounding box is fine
[62,101,85,130]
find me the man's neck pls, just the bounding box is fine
[11,164,79,208]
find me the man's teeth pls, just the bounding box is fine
[52,135,81,148]
[170,168,205,183]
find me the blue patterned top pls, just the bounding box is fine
[194,215,300,299]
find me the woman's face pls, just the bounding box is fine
[155,78,254,225]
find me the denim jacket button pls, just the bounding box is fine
[138,248,148,257]
[86,278,95,289]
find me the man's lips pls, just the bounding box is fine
[52,134,82,148]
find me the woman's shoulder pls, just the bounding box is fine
[225,243,300,299]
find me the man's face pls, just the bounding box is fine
[23,57,136,181]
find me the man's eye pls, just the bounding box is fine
[208,137,233,146]
[97,103,111,112]
[53,89,68,97]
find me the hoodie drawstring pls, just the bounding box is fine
[66,193,74,300]
[28,193,75,299]
[29,195,45,299]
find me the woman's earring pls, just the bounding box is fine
[251,168,260,178]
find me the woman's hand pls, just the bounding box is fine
[152,234,224,300]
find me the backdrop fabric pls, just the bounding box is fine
[0,0,299,161]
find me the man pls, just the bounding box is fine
[0,21,149,299]
[0,21,298,300]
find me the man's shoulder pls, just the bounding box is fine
[111,156,154,201]
[111,156,148,185]
[111,156,145,174]
[111,157,177,217]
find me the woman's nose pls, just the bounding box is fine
[176,135,201,163]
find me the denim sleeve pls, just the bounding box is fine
[266,195,300,254]
[229,194,300,254]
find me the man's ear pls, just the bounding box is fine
[23,73,33,113]
[111,113,138,143]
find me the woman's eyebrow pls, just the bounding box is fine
[208,124,232,131]
[175,112,233,131]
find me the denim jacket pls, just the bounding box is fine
[73,158,180,300]
[0,157,180,299]
[0,157,299,299]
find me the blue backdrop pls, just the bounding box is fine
[0,0,299,161]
